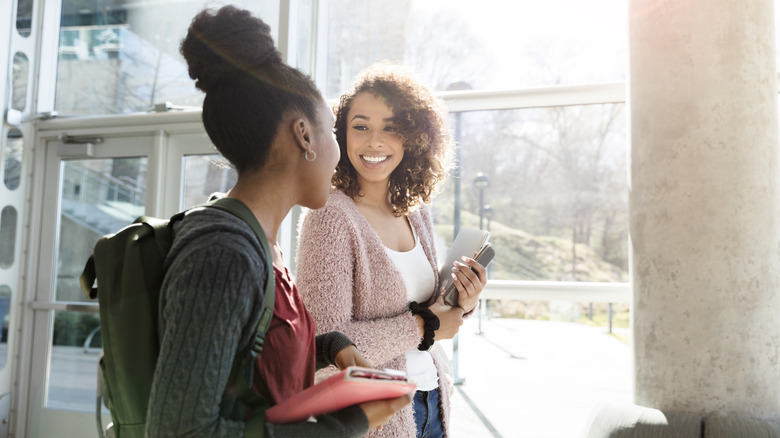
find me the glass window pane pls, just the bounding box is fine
[56,158,147,302]
[0,285,9,371]
[11,52,28,111]
[16,0,32,37]
[295,0,315,75]
[432,104,628,282]
[325,0,627,98]
[47,310,103,410]
[4,128,23,191]
[181,154,236,209]
[0,207,17,269]
[54,1,279,116]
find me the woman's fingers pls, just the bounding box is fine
[360,393,413,430]
[450,257,485,308]
[460,257,487,283]
[334,345,373,370]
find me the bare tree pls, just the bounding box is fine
[403,9,490,90]
[454,102,628,280]
[324,0,411,97]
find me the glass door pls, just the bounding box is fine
[22,118,251,437]
[26,133,155,437]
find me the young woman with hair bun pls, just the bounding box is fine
[145,7,411,437]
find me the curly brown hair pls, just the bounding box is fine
[333,63,452,216]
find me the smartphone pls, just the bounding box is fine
[442,243,496,307]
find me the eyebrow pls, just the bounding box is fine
[350,114,396,123]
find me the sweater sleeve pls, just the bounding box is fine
[296,201,421,369]
[146,232,263,438]
[266,405,368,438]
[314,331,355,370]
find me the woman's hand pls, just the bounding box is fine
[360,393,414,431]
[452,256,487,313]
[334,345,372,370]
[429,295,464,341]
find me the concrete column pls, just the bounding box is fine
[629,0,780,418]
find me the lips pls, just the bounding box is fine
[361,155,390,165]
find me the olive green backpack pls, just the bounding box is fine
[79,197,274,438]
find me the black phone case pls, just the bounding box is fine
[442,243,496,307]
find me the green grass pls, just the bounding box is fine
[577,311,631,344]
[610,331,631,344]
[577,311,629,329]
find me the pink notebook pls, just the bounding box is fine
[265,366,417,424]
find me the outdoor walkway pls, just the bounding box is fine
[441,316,632,438]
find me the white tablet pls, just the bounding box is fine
[438,228,490,289]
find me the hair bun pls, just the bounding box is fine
[180,5,281,93]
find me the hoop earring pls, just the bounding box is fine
[304,149,317,162]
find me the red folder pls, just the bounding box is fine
[265,366,417,424]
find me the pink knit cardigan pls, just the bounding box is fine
[296,189,451,438]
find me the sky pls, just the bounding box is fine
[410,0,629,88]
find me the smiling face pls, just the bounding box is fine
[345,92,405,189]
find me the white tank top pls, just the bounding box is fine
[384,223,439,391]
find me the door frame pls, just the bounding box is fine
[19,112,212,437]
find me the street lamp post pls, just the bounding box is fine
[482,205,495,279]
[473,173,490,335]
[482,204,494,233]
[447,82,471,386]
[480,204,495,332]
[474,172,490,231]
[446,81,471,242]
[452,113,463,242]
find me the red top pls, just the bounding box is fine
[253,265,316,404]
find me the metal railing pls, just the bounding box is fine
[481,280,630,303]
[62,163,144,209]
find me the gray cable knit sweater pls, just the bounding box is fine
[145,207,369,437]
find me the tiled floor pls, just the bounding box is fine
[439,316,632,438]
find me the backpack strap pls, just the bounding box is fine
[80,256,98,299]
[206,197,275,350]
[205,198,275,433]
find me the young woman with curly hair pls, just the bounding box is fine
[296,63,488,438]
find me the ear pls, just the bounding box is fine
[290,117,312,154]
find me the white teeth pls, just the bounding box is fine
[362,155,389,164]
